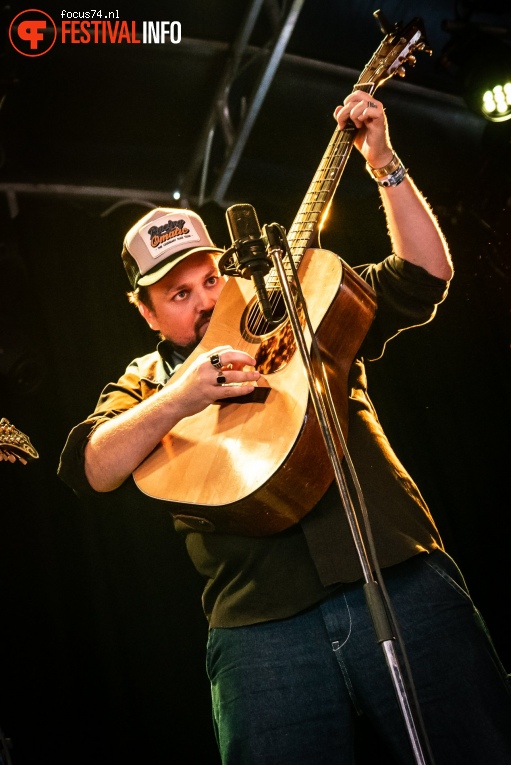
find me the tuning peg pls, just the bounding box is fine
[406,55,417,67]
[415,42,433,56]
[396,66,407,77]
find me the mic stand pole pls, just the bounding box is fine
[264,222,432,765]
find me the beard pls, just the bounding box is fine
[163,309,214,358]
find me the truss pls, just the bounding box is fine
[181,0,306,206]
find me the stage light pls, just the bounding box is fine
[481,82,511,122]
[440,28,511,122]
[465,45,511,122]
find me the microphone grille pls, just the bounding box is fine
[225,204,261,242]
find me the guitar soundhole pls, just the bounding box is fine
[241,292,304,375]
[246,290,287,336]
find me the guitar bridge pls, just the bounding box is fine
[216,387,271,406]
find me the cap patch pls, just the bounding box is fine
[141,213,202,261]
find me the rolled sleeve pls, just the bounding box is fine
[57,417,109,498]
[355,255,450,361]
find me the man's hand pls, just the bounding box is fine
[334,91,393,170]
[167,345,260,419]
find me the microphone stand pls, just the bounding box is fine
[262,221,434,765]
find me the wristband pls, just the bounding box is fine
[366,153,407,187]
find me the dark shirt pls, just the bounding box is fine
[58,255,449,627]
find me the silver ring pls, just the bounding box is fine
[367,101,378,109]
[216,374,227,385]
[210,353,222,370]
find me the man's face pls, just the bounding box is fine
[139,251,226,352]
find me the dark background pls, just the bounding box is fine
[1,1,510,763]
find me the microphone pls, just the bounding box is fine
[224,203,275,323]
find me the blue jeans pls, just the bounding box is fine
[206,550,511,764]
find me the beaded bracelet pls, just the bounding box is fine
[366,153,407,187]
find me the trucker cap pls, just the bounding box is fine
[121,207,224,289]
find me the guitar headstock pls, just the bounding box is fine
[0,418,39,464]
[355,15,432,92]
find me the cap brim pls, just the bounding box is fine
[137,246,224,287]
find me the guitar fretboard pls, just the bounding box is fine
[263,126,355,293]
[264,80,377,292]
[288,128,355,253]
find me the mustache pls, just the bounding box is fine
[167,310,216,359]
[195,309,214,333]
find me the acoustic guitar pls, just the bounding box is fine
[133,16,430,536]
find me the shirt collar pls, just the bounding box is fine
[156,339,190,384]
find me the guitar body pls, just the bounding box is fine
[133,248,376,536]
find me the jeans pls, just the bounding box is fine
[206,550,511,764]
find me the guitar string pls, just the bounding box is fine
[249,129,353,339]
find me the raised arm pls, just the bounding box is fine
[334,91,454,281]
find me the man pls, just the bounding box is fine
[59,91,511,764]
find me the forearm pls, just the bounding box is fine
[84,386,185,493]
[379,174,454,281]
[333,92,453,283]
[84,346,260,493]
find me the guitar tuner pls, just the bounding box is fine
[0,418,39,464]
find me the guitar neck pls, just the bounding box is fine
[263,123,357,293]
[287,125,356,259]
[284,81,376,274]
